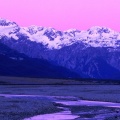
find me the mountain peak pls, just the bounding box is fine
[64,29,81,33]
[0,18,18,26]
[0,18,20,39]
[88,26,114,34]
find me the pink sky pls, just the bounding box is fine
[0,0,120,31]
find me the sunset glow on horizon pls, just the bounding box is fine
[0,0,120,31]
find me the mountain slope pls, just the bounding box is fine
[0,42,80,78]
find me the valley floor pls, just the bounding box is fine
[0,77,120,120]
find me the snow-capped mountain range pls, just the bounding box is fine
[1,18,120,80]
[0,18,120,49]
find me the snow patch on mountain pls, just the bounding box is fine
[0,18,20,40]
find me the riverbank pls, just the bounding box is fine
[0,96,60,120]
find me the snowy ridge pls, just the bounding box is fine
[0,18,20,40]
[0,18,120,49]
